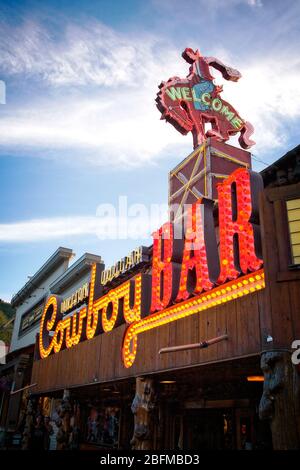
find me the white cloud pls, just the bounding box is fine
[152,0,263,13]
[0,91,189,167]
[0,19,185,87]
[247,0,262,6]
[0,19,191,166]
[0,216,97,242]
[0,207,168,243]
[217,55,300,152]
[0,18,299,166]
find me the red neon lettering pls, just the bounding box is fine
[150,222,175,312]
[177,200,216,301]
[217,168,263,283]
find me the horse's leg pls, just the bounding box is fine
[193,114,207,148]
[192,125,204,148]
[238,121,255,149]
[205,115,225,141]
[183,102,205,148]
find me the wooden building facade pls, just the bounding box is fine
[23,144,300,450]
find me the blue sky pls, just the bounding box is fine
[0,0,300,301]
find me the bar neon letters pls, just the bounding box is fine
[39,168,264,367]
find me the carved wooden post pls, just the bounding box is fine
[69,401,81,450]
[56,389,72,450]
[119,401,132,449]
[259,350,300,449]
[21,396,37,450]
[131,377,156,450]
[6,354,30,433]
[156,400,165,450]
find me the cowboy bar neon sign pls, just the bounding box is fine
[39,168,264,367]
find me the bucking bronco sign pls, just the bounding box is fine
[156,48,255,150]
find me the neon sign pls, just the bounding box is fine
[39,168,264,367]
[156,48,255,150]
[100,246,149,286]
[60,283,89,314]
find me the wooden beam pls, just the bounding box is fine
[10,382,37,396]
[158,334,228,355]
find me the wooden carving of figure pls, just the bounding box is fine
[21,398,35,450]
[259,350,300,449]
[69,402,81,450]
[56,419,68,450]
[131,377,156,450]
[56,390,72,450]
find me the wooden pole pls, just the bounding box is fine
[158,334,228,355]
[131,377,156,450]
[10,383,37,396]
[259,350,300,449]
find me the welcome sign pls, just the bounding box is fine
[38,167,265,368]
[156,48,255,150]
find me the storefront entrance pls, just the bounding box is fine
[185,408,233,449]
[183,406,272,450]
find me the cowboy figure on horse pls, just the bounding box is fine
[156,48,255,150]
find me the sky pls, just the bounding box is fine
[0,0,300,302]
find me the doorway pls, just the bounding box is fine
[184,408,235,449]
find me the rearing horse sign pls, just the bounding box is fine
[156,48,255,149]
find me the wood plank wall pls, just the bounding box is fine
[31,182,300,394]
[31,289,265,393]
[259,182,300,349]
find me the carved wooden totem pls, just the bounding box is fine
[259,350,300,449]
[131,377,156,450]
[56,389,72,450]
[21,397,36,450]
